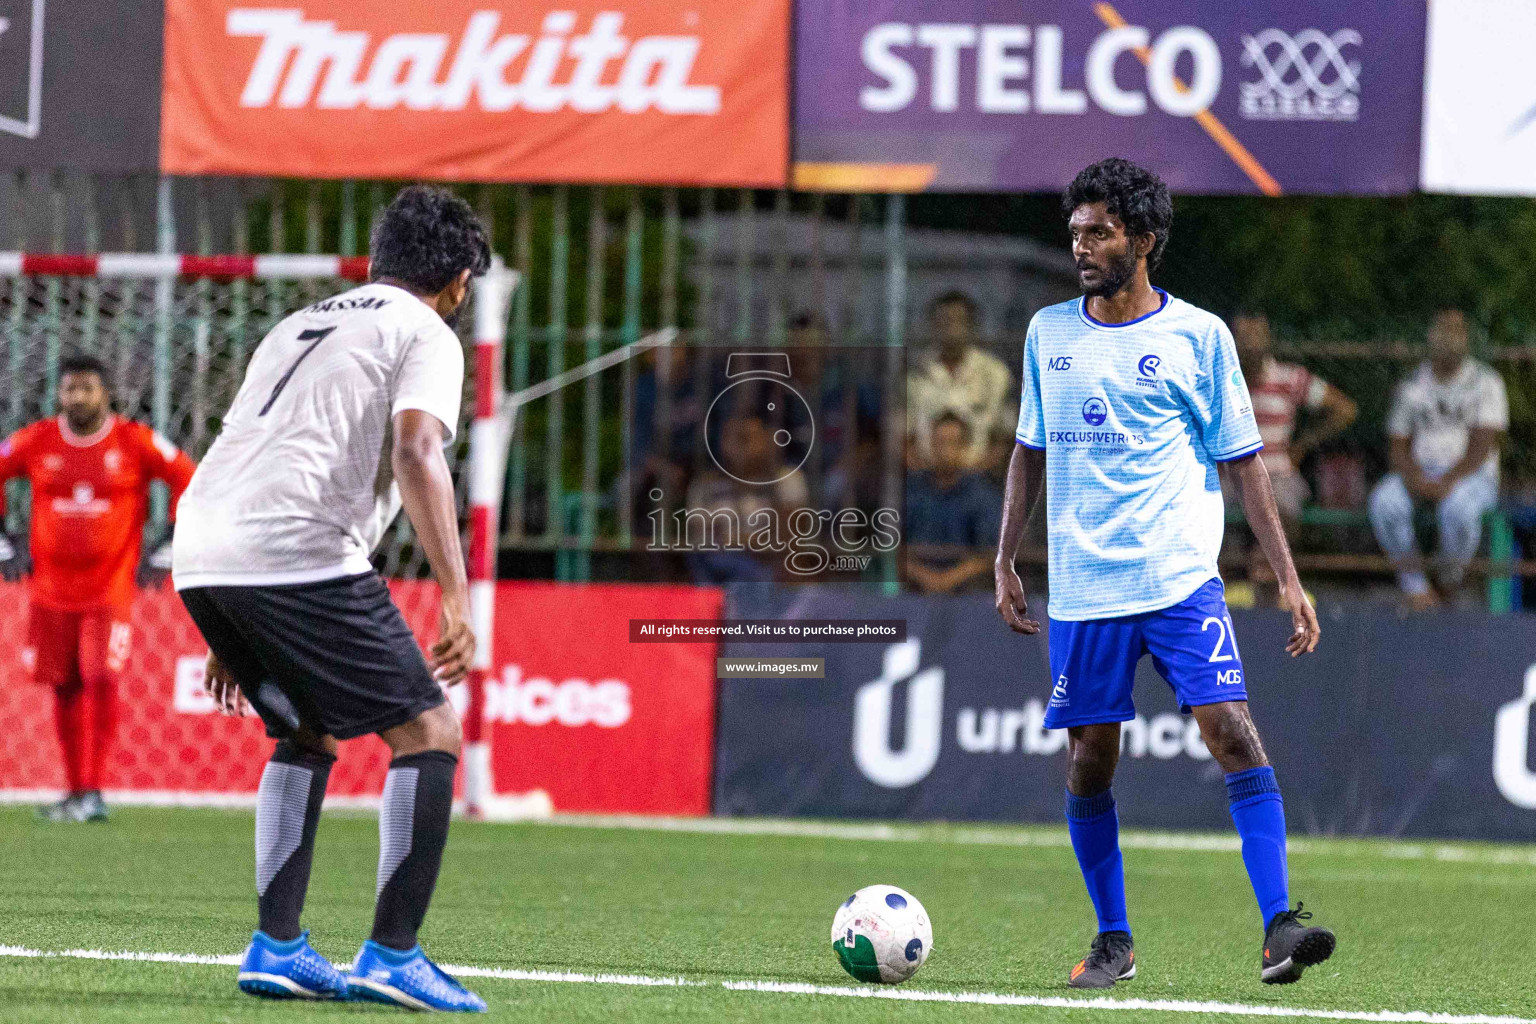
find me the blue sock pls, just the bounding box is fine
[1065,789,1129,936]
[1226,767,1290,927]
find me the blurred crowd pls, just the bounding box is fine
[630,290,1514,613]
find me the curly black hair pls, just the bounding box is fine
[370,185,492,294]
[1062,158,1173,269]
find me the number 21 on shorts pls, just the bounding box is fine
[1202,614,1240,663]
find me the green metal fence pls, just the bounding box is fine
[19,174,1531,597]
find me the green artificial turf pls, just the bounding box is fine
[0,806,1533,1022]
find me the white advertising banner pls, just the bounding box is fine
[1421,0,1536,195]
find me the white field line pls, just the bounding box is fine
[3,791,1533,866]
[0,946,1531,1024]
[538,814,1536,867]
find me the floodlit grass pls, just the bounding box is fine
[0,807,1533,1022]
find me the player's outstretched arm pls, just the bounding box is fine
[1229,454,1320,656]
[392,409,475,686]
[993,444,1045,635]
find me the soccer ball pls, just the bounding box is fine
[830,884,932,984]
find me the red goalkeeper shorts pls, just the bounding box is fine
[23,603,132,690]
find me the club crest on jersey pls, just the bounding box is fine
[1081,397,1108,426]
[1050,674,1070,709]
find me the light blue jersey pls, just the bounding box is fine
[1015,291,1262,620]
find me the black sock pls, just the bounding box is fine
[255,741,334,941]
[370,750,457,951]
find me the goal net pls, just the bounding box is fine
[0,253,514,809]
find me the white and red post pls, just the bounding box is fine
[0,252,374,280]
[463,261,516,817]
[1,252,518,814]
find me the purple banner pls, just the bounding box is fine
[793,1,1425,195]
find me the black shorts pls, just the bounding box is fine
[179,573,445,741]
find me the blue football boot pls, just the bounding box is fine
[345,940,488,1012]
[236,930,347,1000]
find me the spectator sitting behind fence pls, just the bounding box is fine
[1369,309,1507,612]
[905,412,1001,594]
[683,411,809,584]
[1228,310,1358,601]
[908,290,1014,475]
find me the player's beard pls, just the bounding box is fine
[63,403,107,435]
[1078,245,1139,299]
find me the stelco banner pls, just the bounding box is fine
[0,580,720,815]
[159,0,791,186]
[717,586,1536,842]
[792,0,1426,194]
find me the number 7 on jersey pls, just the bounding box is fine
[259,327,336,416]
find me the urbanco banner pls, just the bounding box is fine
[716,585,1536,841]
[1420,0,1536,196]
[0,579,721,815]
[792,0,1426,195]
[159,0,790,186]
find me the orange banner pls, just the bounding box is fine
[160,0,790,186]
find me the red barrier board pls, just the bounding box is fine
[476,581,721,814]
[0,580,721,814]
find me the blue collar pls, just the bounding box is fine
[1078,288,1170,329]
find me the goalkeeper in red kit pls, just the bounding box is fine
[0,354,196,822]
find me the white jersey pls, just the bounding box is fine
[173,283,464,589]
[1386,359,1507,480]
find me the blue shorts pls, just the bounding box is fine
[1044,578,1249,730]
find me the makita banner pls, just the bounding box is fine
[159,0,790,186]
[0,580,720,815]
[792,0,1425,194]
[717,586,1536,841]
[0,0,164,171]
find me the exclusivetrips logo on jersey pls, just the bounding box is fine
[1050,396,1129,448]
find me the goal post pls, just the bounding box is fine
[0,251,520,810]
[464,262,513,818]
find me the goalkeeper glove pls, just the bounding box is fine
[136,524,175,589]
[0,530,27,583]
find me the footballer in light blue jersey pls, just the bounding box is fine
[1015,291,1262,621]
[994,159,1333,990]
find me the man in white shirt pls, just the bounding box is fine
[173,186,490,1011]
[1368,309,1507,611]
[907,291,1014,472]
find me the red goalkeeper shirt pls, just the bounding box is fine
[0,415,196,612]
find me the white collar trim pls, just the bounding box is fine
[58,414,115,447]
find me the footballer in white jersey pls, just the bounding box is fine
[173,282,464,586]
[993,160,1334,990]
[173,186,492,1011]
